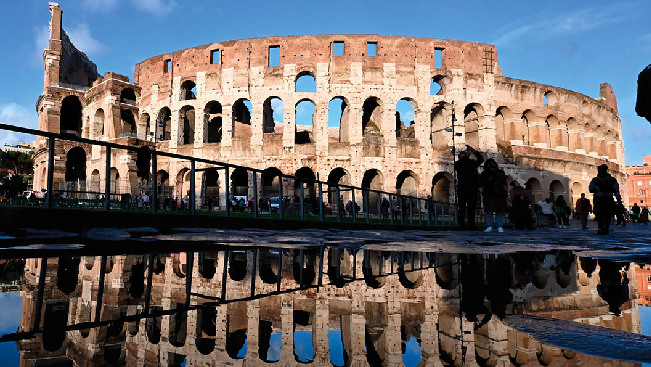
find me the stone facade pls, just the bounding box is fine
[33,3,626,210]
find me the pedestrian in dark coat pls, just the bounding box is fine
[589,164,622,235]
[454,145,484,228]
[480,158,508,232]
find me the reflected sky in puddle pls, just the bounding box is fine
[0,237,650,366]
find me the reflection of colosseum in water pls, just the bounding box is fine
[33,3,625,208]
[16,248,641,366]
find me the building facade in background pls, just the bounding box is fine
[32,3,626,211]
[625,155,651,208]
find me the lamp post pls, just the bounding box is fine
[445,100,462,224]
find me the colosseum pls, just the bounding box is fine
[33,3,626,211]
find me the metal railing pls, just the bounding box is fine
[0,122,462,227]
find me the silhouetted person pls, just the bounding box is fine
[589,164,621,235]
[480,158,508,232]
[575,193,592,229]
[615,201,627,226]
[631,203,641,223]
[596,259,629,316]
[636,64,651,123]
[485,256,513,319]
[509,181,533,229]
[460,254,491,329]
[454,145,484,228]
[554,196,570,228]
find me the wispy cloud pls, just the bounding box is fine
[66,23,106,56]
[493,3,639,47]
[132,0,177,17]
[0,103,38,148]
[32,25,49,66]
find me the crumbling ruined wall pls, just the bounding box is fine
[59,29,99,87]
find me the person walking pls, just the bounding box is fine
[588,164,622,235]
[554,196,570,228]
[537,198,557,227]
[454,145,484,229]
[640,207,649,224]
[631,203,641,223]
[575,193,593,229]
[615,201,627,226]
[509,181,533,230]
[480,159,508,232]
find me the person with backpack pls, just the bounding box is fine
[589,164,622,235]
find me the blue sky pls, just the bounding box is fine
[0,0,649,164]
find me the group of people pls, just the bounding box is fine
[455,145,508,232]
[455,146,633,235]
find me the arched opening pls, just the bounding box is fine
[396,99,416,138]
[295,72,316,93]
[463,103,483,149]
[258,297,282,363]
[396,170,418,197]
[232,98,252,142]
[549,180,565,201]
[571,182,582,209]
[547,115,565,148]
[293,249,317,287]
[93,108,105,137]
[328,312,350,367]
[196,307,217,355]
[431,172,452,203]
[179,106,195,145]
[202,169,219,207]
[295,99,315,144]
[198,252,217,279]
[431,102,450,148]
[259,250,281,284]
[169,302,188,347]
[495,106,512,143]
[128,260,145,299]
[294,167,316,199]
[230,167,249,197]
[328,97,349,143]
[430,75,444,95]
[567,117,582,151]
[157,107,172,141]
[43,301,69,351]
[263,97,283,134]
[120,88,137,104]
[401,303,424,367]
[140,113,151,140]
[363,250,386,289]
[262,167,282,198]
[109,168,120,194]
[229,251,248,281]
[120,109,137,137]
[293,310,315,363]
[204,101,222,143]
[136,146,151,182]
[327,167,350,205]
[365,302,387,365]
[174,168,191,201]
[146,306,162,344]
[362,169,383,214]
[226,302,248,359]
[60,95,82,137]
[519,110,534,145]
[544,90,557,106]
[156,170,170,199]
[57,257,81,294]
[180,80,197,100]
[362,97,382,135]
[90,169,100,193]
[65,147,87,197]
[525,178,544,203]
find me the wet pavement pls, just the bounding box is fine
[0,222,649,366]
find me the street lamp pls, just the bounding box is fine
[445,100,463,224]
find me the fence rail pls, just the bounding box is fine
[0,122,469,227]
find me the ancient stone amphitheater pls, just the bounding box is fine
[33,3,625,208]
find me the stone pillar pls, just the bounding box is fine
[221,104,233,148]
[282,103,295,151]
[568,126,584,153]
[529,121,549,148]
[315,102,329,156]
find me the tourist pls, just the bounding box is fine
[509,181,533,230]
[615,201,627,226]
[537,198,557,227]
[143,191,150,209]
[338,195,345,217]
[588,164,622,235]
[454,145,484,229]
[554,196,570,228]
[575,193,592,229]
[381,197,390,219]
[630,203,641,223]
[640,207,649,224]
[480,158,507,233]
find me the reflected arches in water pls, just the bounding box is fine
[293,310,315,363]
[56,257,81,294]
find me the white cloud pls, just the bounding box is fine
[131,0,177,17]
[32,25,50,66]
[83,0,119,12]
[0,103,39,148]
[493,4,638,47]
[67,23,106,56]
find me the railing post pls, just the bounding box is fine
[278,176,283,220]
[253,171,258,218]
[151,151,157,213]
[225,166,230,217]
[184,251,194,308]
[104,146,111,211]
[365,190,370,223]
[409,198,413,226]
[389,194,394,224]
[336,186,341,222]
[434,203,439,226]
[189,160,195,215]
[418,198,422,225]
[221,250,229,301]
[300,180,304,220]
[351,188,356,224]
[427,199,431,226]
[46,138,55,209]
[250,249,257,297]
[399,196,404,225]
[318,182,324,222]
[276,250,283,292]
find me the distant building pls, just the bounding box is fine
[636,264,651,307]
[625,155,651,207]
[2,142,34,155]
